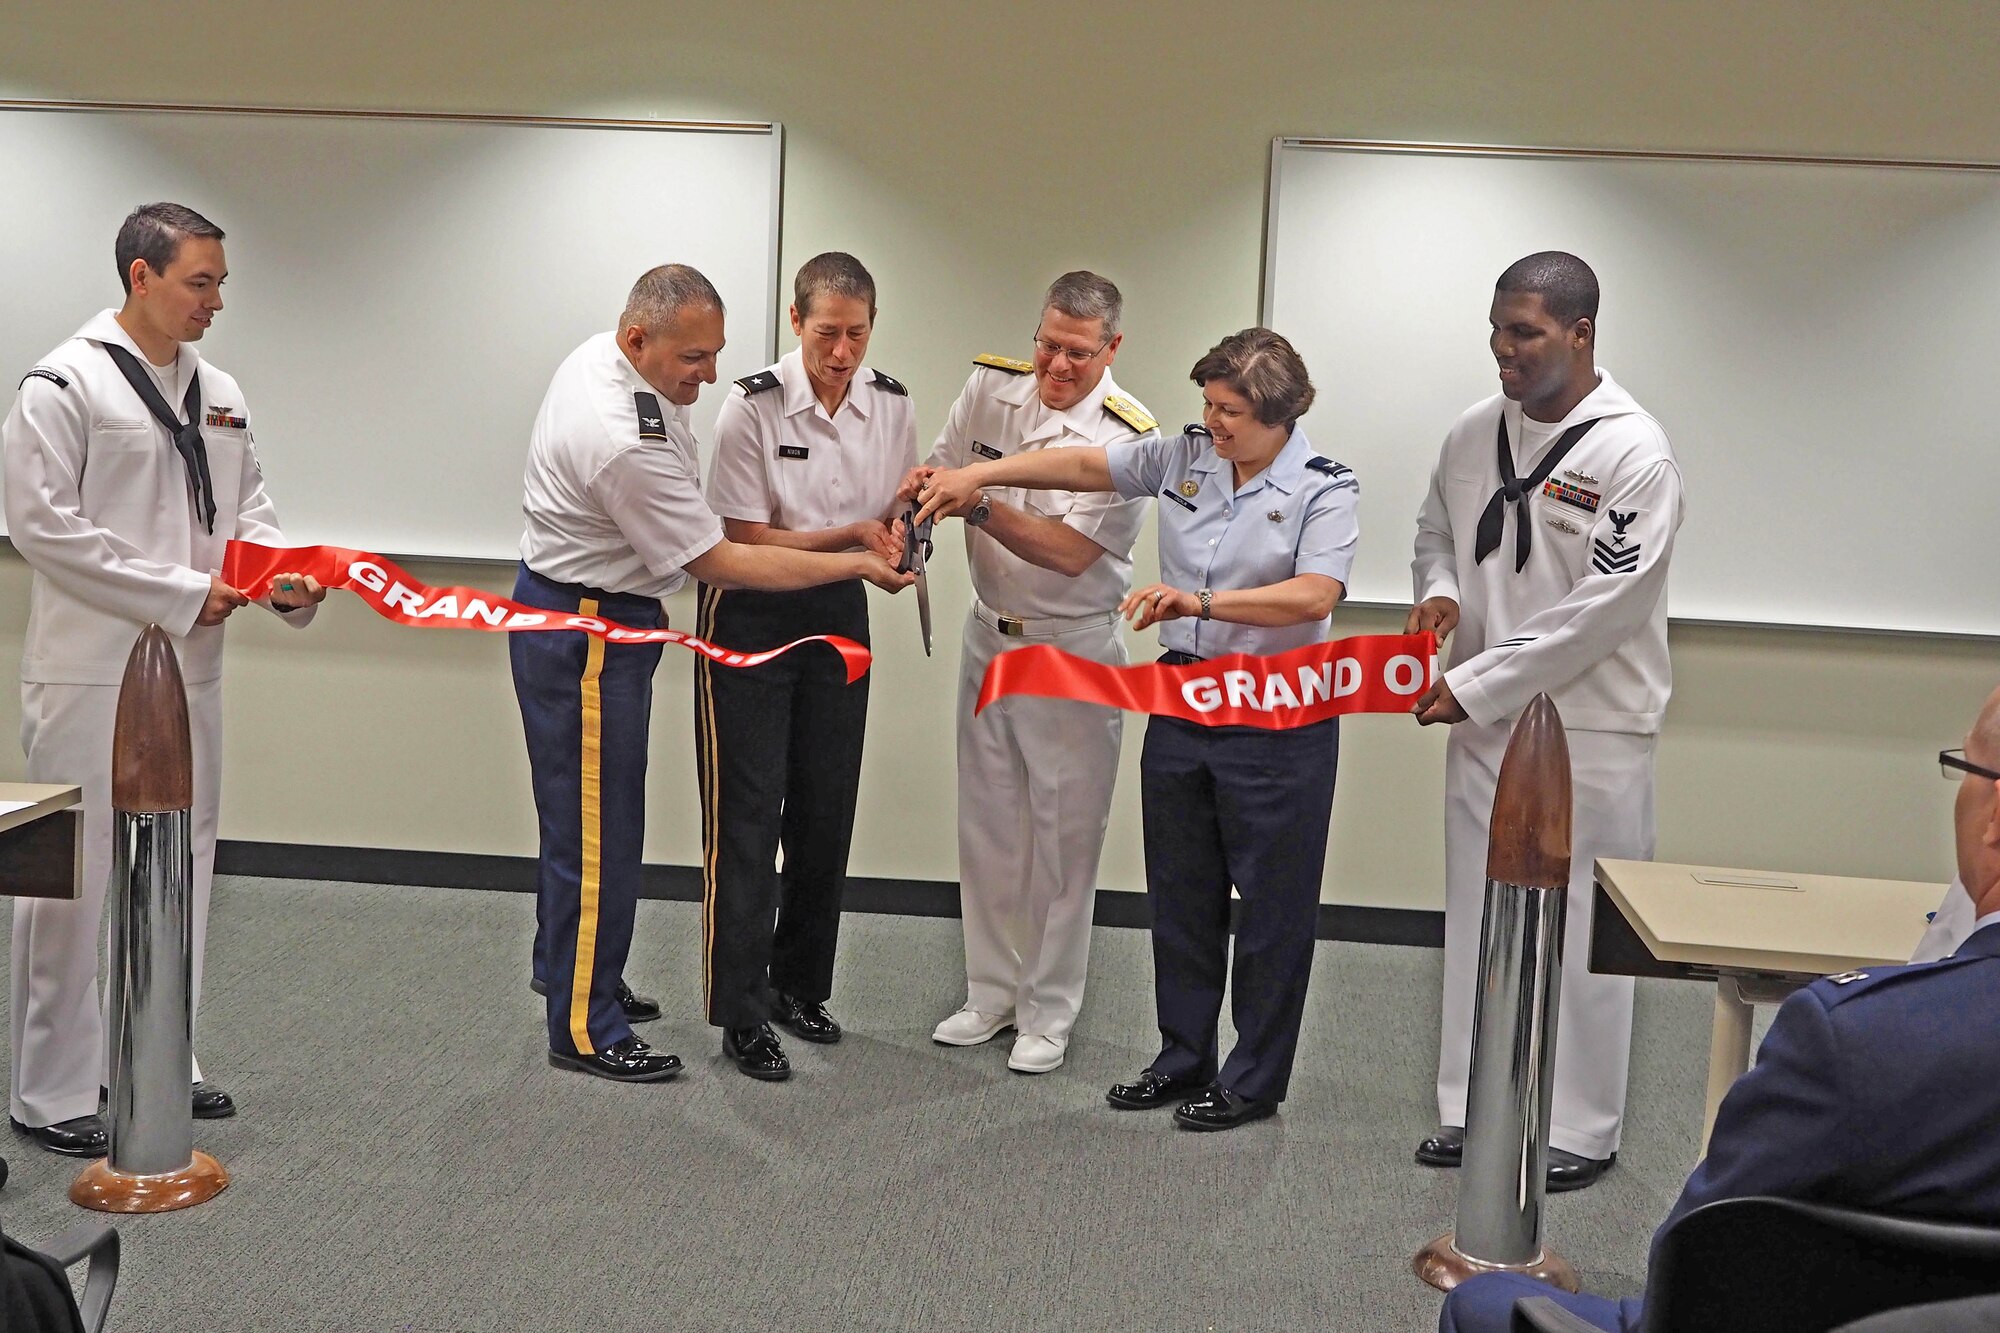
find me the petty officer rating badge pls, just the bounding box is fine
[1591,509,1642,575]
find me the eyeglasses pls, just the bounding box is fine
[1031,335,1109,366]
[1941,749,2000,782]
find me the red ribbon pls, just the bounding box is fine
[222,540,873,684]
[976,632,1439,730]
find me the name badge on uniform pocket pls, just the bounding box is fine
[778,445,810,460]
[972,442,1002,460]
[1161,488,1197,512]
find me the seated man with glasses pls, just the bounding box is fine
[1438,690,2000,1332]
[898,271,1157,1075]
[1913,750,1993,963]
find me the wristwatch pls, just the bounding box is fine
[1198,587,1213,619]
[966,495,992,528]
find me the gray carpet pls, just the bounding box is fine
[0,877,1728,1331]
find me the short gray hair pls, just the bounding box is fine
[1041,270,1122,339]
[620,264,724,333]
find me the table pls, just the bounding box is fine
[1590,858,1944,1150]
[0,782,82,900]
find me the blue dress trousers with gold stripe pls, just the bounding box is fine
[510,564,664,1057]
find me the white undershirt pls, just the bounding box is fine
[141,348,190,408]
[1516,409,1562,462]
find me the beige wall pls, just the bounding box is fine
[5,1,1997,908]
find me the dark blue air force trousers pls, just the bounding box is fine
[1140,704,1339,1104]
[509,564,664,1058]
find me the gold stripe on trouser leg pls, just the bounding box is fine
[568,599,607,1056]
[696,584,723,1018]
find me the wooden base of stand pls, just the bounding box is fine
[1413,1231,1579,1293]
[70,1150,229,1213]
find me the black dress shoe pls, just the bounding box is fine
[1173,1087,1278,1132]
[774,993,842,1045]
[191,1081,237,1119]
[530,977,661,1024]
[722,1024,792,1081]
[547,1036,683,1083]
[1547,1149,1617,1192]
[10,1114,108,1158]
[1105,1069,1213,1110]
[102,1082,241,1120]
[1414,1124,1464,1167]
[614,981,662,1024]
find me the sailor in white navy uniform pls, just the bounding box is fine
[2,204,327,1157]
[916,328,1359,1130]
[902,272,1153,1076]
[511,264,909,1087]
[698,253,915,1081]
[1408,252,1684,1191]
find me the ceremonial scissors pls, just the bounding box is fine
[898,503,934,655]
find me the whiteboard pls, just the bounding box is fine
[1264,139,2000,637]
[0,101,782,561]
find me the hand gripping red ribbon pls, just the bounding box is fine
[222,540,873,683]
[975,632,1440,729]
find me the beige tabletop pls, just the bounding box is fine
[1597,857,1950,1151]
[1595,857,1944,977]
[0,781,82,837]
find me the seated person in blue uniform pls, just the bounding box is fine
[1439,684,2000,1332]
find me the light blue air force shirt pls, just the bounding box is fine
[1104,425,1360,659]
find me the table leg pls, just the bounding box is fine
[1702,975,1752,1153]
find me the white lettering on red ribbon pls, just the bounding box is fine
[978,632,1442,731]
[219,539,874,684]
[1385,654,1427,696]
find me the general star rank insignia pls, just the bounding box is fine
[1179,480,1200,498]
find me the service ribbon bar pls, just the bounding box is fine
[976,632,1439,729]
[222,540,873,684]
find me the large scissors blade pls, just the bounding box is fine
[899,502,935,657]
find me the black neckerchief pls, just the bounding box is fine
[1473,413,1599,571]
[100,343,217,533]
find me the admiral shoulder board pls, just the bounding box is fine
[1103,393,1156,433]
[973,354,1033,375]
[735,369,781,396]
[870,370,908,396]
